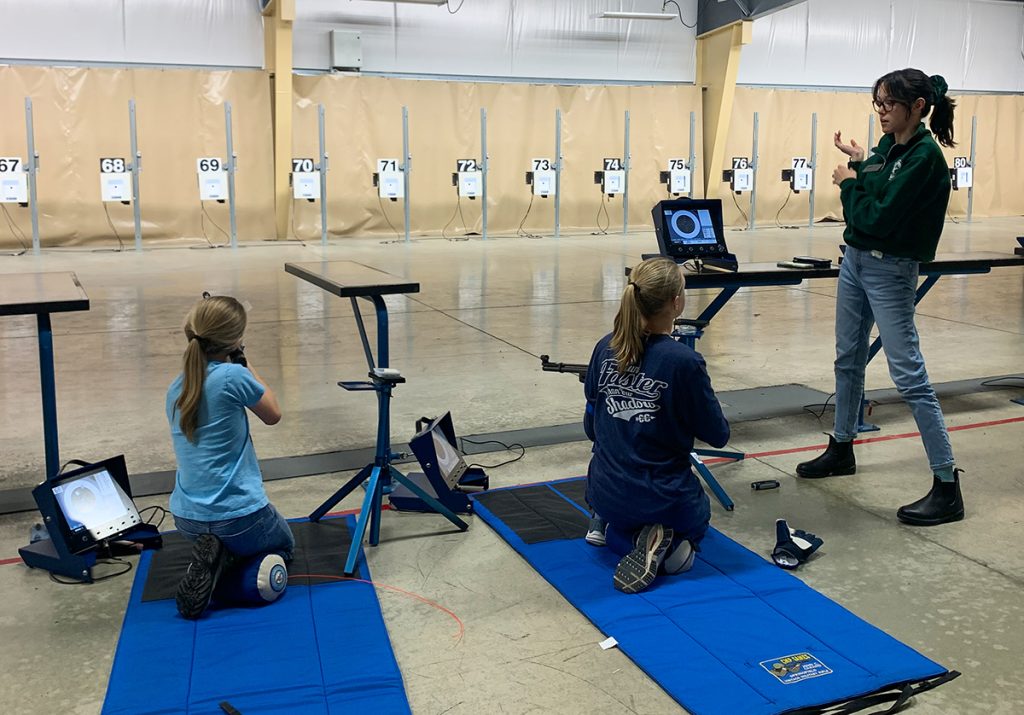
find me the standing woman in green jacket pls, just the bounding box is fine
[796,69,963,526]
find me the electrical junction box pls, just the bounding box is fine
[954,167,973,190]
[330,30,362,71]
[532,170,555,197]
[457,171,482,199]
[732,168,753,192]
[0,172,27,203]
[198,172,228,201]
[669,168,690,195]
[378,171,404,199]
[100,172,131,203]
[292,172,320,200]
[603,170,625,195]
[792,167,813,192]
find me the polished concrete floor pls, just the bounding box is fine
[1,217,1023,714]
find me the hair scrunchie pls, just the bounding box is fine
[930,75,948,101]
[628,281,640,294]
[184,327,203,342]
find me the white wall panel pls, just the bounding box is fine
[294,0,698,82]
[739,0,1024,92]
[0,0,263,67]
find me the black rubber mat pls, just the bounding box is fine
[472,484,589,544]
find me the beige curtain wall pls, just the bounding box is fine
[0,65,274,248]
[290,75,704,240]
[0,65,1019,248]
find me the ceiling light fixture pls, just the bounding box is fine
[598,11,675,20]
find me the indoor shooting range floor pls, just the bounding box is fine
[1,216,1023,714]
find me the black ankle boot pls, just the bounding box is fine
[796,435,856,479]
[897,470,964,526]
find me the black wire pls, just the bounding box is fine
[49,556,133,584]
[981,377,1024,388]
[446,0,466,13]
[516,192,543,239]
[803,392,836,420]
[731,191,750,227]
[101,203,126,251]
[946,208,960,225]
[138,505,169,530]
[0,204,29,253]
[663,0,696,28]
[592,196,610,235]
[775,189,799,229]
[200,203,230,247]
[378,194,402,240]
[456,195,472,238]
[441,196,461,240]
[460,437,526,470]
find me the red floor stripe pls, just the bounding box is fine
[3,416,1021,566]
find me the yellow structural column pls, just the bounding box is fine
[263,0,295,240]
[697,20,752,199]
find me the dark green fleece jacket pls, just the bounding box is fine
[840,123,950,262]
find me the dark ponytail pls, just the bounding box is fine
[873,68,957,148]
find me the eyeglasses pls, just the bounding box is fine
[872,99,902,114]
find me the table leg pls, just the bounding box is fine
[37,313,60,480]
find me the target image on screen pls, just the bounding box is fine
[665,208,718,246]
[51,467,141,542]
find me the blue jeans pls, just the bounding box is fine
[174,503,295,561]
[832,246,954,472]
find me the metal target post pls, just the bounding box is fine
[224,102,238,249]
[622,110,631,235]
[25,97,41,254]
[481,107,488,240]
[554,109,562,238]
[128,99,143,251]
[809,112,818,228]
[749,111,759,231]
[688,111,696,199]
[318,104,329,246]
[967,115,977,223]
[402,106,411,243]
[867,114,875,155]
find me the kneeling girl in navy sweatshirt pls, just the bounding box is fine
[584,256,730,594]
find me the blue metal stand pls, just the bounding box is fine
[308,295,468,576]
[674,319,744,511]
[37,313,60,480]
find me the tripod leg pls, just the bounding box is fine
[690,452,734,512]
[345,466,382,576]
[391,469,469,531]
[309,464,373,522]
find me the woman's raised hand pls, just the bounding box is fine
[834,131,865,162]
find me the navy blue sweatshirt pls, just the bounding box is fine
[584,333,729,536]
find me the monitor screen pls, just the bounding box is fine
[51,466,141,543]
[430,429,465,487]
[652,199,728,260]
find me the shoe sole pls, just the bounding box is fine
[176,535,225,620]
[795,465,856,479]
[614,525,672,594]
[896,509,965,527]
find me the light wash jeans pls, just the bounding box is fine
[832,246,955,472]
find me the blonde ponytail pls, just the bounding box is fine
[175,296,247,443]
[610,257,684,373]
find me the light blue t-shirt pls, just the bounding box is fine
[166,361,268,521]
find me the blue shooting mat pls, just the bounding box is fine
[103,517,410,715]
[472,478,957,715]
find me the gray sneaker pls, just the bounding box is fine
[585,513,607,547]
[613,524,673,594]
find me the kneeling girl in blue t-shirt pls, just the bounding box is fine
[167,295,294,619]
[584,257,730,594]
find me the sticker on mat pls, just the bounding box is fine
[760,653,833,685]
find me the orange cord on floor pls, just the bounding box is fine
[289,573,464,643]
